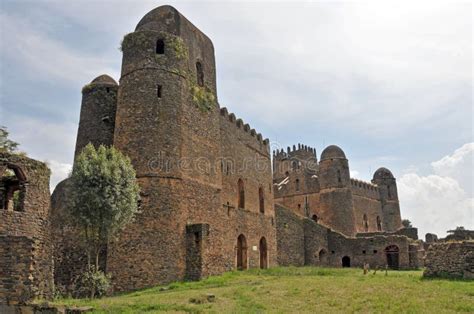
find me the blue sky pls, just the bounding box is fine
[0,0,472,237]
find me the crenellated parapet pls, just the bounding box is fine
[273,144,317,161]
[219,107,270,155]
[350,178,380,199]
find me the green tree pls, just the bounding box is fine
[68,143,140,272]
[0,126,19,153]
[401,219,412,228]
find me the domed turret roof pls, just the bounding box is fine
[135,5,180,32]
[91,74,118,85]
[320,145,346,161]
[373,167,394,180]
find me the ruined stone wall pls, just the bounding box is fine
[0,153,52,304]
[394,227,419,240]
[275,204,305,266]
[303,219,329,266]
[424,241,474,279]
[327,232,411,269]
[0,236,34,305]
[50,179,89,292]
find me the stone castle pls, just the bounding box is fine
[1,5,429,304]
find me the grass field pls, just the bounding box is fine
[54,267,474,313]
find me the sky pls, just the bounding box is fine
[0,0,472,238]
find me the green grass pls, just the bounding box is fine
[53,267,474,313]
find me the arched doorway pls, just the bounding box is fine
[342,256,351,267]
[312,214,318,223]
[259,237,267,269]
[318,249,327,265]
[385,245,399,269]
[237,234,247,270]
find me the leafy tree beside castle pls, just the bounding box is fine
[402,219,412,228]
[0,126,19,153]
[68,144,140,297]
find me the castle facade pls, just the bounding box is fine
[1,6,424,303]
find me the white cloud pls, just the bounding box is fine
[46,160,72,191]
[398,143,474,238]
[431,143,474,196]
[0,13,119,86]
[350,170,360,178]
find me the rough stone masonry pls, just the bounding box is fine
[1,5,444,307]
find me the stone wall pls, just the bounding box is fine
[50,178,89,292]
[424,241,474,279]
[275,204,305,266]
[303,219,329,266]
[274,204,422,270]
[0,153,53,304]
[105,5,277,293]
[0,236,34,305]
[327,232,411,269]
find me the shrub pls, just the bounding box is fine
[74,267,111,299]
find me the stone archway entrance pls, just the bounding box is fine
[385,245,399,269]
[259,237,267,269]
[342,256,351,267]
[237,234,247,270]
[318,249,327,265]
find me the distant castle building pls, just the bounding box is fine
[1,5,426,304]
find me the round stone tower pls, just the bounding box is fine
[372,167,402,232]
[109,5,223,291]
[318,145,356,236]
[74,74,118,160]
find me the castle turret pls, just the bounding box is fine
[372,167,402,232]
[317,145,355,236]
[74,74,118,160]
[272,144,317,180]
[109,5,223,291]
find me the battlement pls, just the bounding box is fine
[350,178,380,199]
[273,144,317,161]
[219,107,270,147]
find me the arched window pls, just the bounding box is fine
[258,187,264,214]
[312,214,318,223]
[237,234,247,270]
[196,61,204,87]
[295,179,300,191]
[319,249,327,265]
[337,170,342,183]
[377,216,382,231]
[363,214,369,232]
[1,165,26,211]
[238,178,245,209]
[156,39,165,54]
